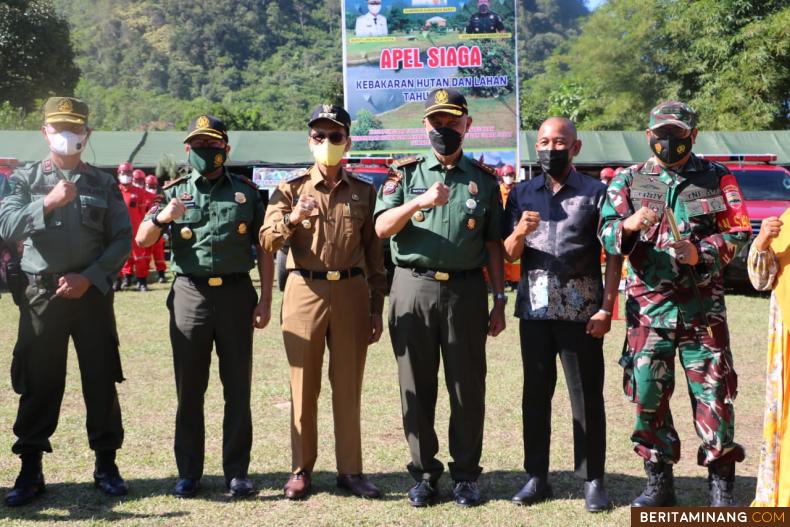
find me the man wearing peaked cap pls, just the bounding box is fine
[598,101,750,507]
[374,88,506,508]
[0,97,132,506]
[137,114,273,499]
[260,103,386,500]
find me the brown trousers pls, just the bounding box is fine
[281,272,370,474]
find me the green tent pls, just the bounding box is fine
[2,130,789,168]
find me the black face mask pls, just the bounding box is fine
[428,127,463,156]
[649,134,692,165]
[538,149,571,178]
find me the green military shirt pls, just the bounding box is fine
[147,169,265,276]
[374,153,502,270]
[0,158,132,294]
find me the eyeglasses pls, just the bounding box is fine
[310,131,347,145]
[651,127,690,140]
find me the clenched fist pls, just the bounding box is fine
[416,182,450,209]
[157,198,186,223]
[623,206,659,233]
[754,216,783,251]
[515,210,541,238]
[44,179,77,212]
[291,195,318,223]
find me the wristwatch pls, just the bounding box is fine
[283,213,293,227]
[151,214,170,229]
[493,292,508,304]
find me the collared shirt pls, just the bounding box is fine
[374,153,502,271]
[355,12,388,37]
[504,169,607,322]
[147,168,265,277]
[0,159,131,294]
[259,165,387,314]
[598,155,751,329]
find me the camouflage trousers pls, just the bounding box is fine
[621,323,745,466]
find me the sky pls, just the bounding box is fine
[586,0,607,9]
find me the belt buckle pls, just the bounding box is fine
[434,271,449,281]
[208,277,223,287]
[326,271,341,281]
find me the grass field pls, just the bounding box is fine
[0,277,771,526]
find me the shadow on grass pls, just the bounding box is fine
[479,469,757,508]
[0,468,758,520]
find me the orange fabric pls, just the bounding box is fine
[771,208,790,329]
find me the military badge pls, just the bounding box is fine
[466,217,476,230]
[465,198,477,210]
[57,99,73,113]
[301,219,312,229]
[654,143,663,154]
[435,90,449,104]
[180,226,193,240]
[234,192,246,204]
[180,192,192,201]
[351,193,359,201]
[196,115,210,128]
[676,144,686,154]
[42,159,53,173]
[214,153,224,167]
[413,211,425,222]
[383,182,398,195]
[237,222,248,234]
[468,181,478,195]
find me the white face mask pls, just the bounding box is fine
[46,130,88,156]
[503,176,514,185]
[369,4,381,15]
[118,175,132,185]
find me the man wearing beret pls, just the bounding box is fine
[260,104,387,500]
[0,97,132,506]
[137,115,273,498]
[375,88,506,507]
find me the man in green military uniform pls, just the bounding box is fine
[0,97,132,506]
[136,115,273,499]
[598,101,751,507]
[375,88,506,508]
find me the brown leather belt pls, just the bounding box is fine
[290,268,363,281]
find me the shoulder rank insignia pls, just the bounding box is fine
[349,171,373,185]
[393,155,422,169]
[285,169,310,183]
[232,173,260,191]
[472,159,498,178]
[162,176,188,190]
[42,159,54,173]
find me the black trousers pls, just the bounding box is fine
[389,267,488,483]
[11,283,124,455]
[520,319,606,480]
[168,275,257,481]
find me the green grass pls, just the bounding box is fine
[0,278,771,526]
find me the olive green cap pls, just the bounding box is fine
[43,97,89,125]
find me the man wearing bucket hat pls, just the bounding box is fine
[375,88,506,508]
[0,97,132,506]
[136,114,273,499]
[260,104,387,500]
[598,101,751,507]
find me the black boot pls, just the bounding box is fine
[94,450,128,497]
[113,277,122,292]
[136,278,148,292]
[708,462,736,507]
[157,271,167,283]
[5,452,45,507]
[631,460,676,507]
[123,275,133,289]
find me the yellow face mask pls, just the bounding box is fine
[311,141,346,167]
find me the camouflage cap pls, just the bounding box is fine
[648,101,697,131]
[184,114,229,143]
[43,97,89,125]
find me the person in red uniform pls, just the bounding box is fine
[144,175,168,283]
[116,165,151,291]
[115,162,135,290]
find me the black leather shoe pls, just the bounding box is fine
[584,478,612,512]
[173,478,200,498]
[94,469,128,497]
[408,481,438,507]
[5,473,45,507]
[228,477,255,498]
[453,480,481,508]
[511,475,552,506]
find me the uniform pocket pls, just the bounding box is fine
[80,194,108,232]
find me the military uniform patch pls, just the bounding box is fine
[234,192,246,204]
[197,115,210,128]
[237,222,248,234]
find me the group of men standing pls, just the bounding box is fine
[0,91,750,511]
[115,162,167,291]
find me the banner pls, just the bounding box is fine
[342,0,519,169]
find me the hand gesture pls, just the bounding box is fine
[754,216,783,251]
[157,198,186,223]
[416,182,450,209]
[515,211,541,237]
[585,310,612,338]
[670,239,699,266]
[623,206,659,234]
[44,179,77,211]
[292,195,318,223]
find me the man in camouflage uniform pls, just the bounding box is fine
[598,101,750,507]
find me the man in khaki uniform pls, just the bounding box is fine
[260,104,387,500]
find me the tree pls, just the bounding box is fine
[0,0,80,112]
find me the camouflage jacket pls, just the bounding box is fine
[598,155,750,329]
